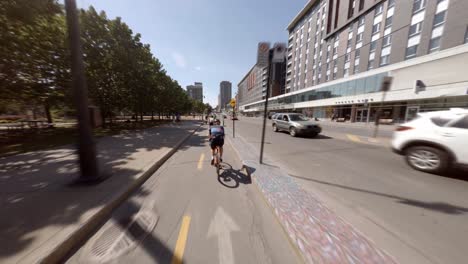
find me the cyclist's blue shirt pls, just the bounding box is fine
[209,126,224,137]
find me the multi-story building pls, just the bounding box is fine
[186,82,203,103]
[240,0,468,123]
[238,43,287,114]
[219,81,232,110]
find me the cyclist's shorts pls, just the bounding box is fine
[210,136,224,150]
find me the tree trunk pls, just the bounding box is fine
[100,110,107,128]
[140,112,143,122]
[44,102,53,126]
[151,111,154,120]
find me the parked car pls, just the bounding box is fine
[392,108,468,174]
[272,113,322,137]
[268,112,277,119]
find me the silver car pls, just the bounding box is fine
[272,113,322,137]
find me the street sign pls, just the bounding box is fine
[257,42,270,67]
[229,99,236,107]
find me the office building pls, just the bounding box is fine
[238,43,287,113]
[186,82,203,103]
[239,0,468,123]
[219,81,232,110]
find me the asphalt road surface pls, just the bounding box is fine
[68,126,302,264]
[232,117,468,264]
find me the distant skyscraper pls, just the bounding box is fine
[219,81,232,110]
[186,82,203,102]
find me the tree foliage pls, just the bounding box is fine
[0,1,201,123]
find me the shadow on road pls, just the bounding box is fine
[0,121,202,261]
[217,162,252,189]
[289,175,468,215]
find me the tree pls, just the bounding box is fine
[0,0,70,123]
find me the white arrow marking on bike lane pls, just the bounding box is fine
[207,207,240,264]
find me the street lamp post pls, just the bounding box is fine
[65,0,100,182]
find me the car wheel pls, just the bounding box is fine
[273,124,278,132]
[289,127,297,137]
[405,146,449,174]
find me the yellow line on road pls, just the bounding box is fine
[172,216,191,264]
[197,153,205,170]
[346,134,361,143]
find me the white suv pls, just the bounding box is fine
[392,108,468,174]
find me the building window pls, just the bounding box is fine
[359,0,365,11]
[333,72,337,79]
[409,22,423,36]
[433,11,446,27]
[372,23,381,34]
[356,32,363,42]
[413,0,426,14]
[354,64,359,73]
[383,34,392,47]
[326,63,330,70]
[344,68,350,76]
[355,48,360,58]
[326,74,330,81]
[406,45,418,59]
[380,55,390,66]
[370,41,377,51]
[368,60,375,70]
[388,0,395,7]
[333,46,338,54]
[375,3,384,15]
[345,53,350,62]
[347,39,352,48]
[385,16,393,28]
[429,37,441,52]
[358,16,365,26]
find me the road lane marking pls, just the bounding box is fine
[346,134,361,143]
[172,216,191,264]
[207,207,239,264]
[197,153,205,170]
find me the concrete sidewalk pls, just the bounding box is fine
[0,121,201,264]
[224,126,397,264]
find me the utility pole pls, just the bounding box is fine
[65,0,100,182]
[373,76,393,138]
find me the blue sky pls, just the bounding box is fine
[76,0,308,106]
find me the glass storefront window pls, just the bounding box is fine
[347,79,357,96]
[355,78,365,94]
[365,75,378,93]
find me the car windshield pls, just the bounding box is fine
[288,114,309,121]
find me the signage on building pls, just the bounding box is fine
[272,43,286,63]
[257,42,270,67]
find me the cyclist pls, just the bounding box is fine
[208,119,224,165]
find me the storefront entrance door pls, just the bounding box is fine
[356,108,369,122]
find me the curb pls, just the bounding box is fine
[38,123,202,264]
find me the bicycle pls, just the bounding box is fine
[213,146,221,174]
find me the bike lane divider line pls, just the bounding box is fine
[197,153,205,170]
[172,215,192,264]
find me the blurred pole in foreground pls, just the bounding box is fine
[373,76,393,138]
[65,0,100,181]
